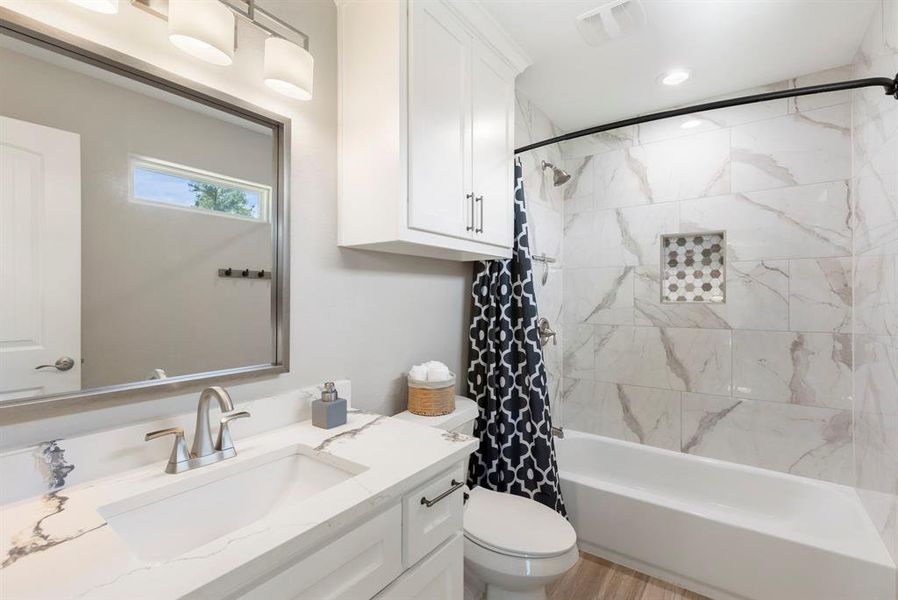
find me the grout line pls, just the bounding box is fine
[563,322,850,336]
[566,177,852,214]
[563,376,849,414]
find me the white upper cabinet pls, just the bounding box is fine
[408,1,471,240]
[471,39,515,248]
[337,0,530,261]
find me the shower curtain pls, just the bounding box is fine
[466,158,566,516]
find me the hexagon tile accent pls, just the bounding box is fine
[661,232,725,303]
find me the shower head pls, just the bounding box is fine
[541,161,571,187]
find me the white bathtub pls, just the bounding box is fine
[556,430,896,600]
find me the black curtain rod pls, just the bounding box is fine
[514,74,898,155]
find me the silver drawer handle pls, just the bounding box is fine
[420,479,464,508]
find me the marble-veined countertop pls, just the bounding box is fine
[0,412,476,599]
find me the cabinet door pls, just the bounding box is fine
[408,1,472,240]
[236,505,402,600]
[402,463,465,568]
[471,40,514,248]
[375,534,463,600]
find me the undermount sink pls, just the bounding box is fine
[98,446,363,562]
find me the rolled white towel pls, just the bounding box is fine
[408,364,428,382]
[426,365,451,382]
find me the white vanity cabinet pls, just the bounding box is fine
[336,0,530,261]
[234,462,467,600]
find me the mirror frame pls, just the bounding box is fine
[0,8,291,418]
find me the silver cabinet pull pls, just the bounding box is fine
[35,357,75,371]
[475,195,484,233]
[420,479,465,507]
[465,193,474,231]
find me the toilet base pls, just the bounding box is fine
[464,537,578,600]
[485,583,547,600]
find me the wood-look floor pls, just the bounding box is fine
[547,552,709,600]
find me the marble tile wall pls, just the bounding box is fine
[515,93,565,422]
[851,0,898,577]
[558,63,859,485]
[521,1,898,571]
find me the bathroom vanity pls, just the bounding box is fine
[0,406,476,599]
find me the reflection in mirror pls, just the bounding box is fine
[0,31,280,403]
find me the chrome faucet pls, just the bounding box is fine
[192,386,235,458]
[145,386,250,474]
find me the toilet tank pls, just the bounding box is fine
[393,397,478,435]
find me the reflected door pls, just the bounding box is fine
[0,116,81,400]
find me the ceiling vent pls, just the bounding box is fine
[576,0,647,46]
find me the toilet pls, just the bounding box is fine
[395,398,579,600]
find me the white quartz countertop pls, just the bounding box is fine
[0,412,477,599]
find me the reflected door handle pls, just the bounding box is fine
[35,357,75,372]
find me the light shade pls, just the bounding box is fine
[168,0,235,66]
[67,0,118,13]
[264,37,314,101]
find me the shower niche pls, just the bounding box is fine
[661,232,725,304]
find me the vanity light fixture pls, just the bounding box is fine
[680,118,703,129]
[168,0,235,66]
[89,0,317,100]
[67,0,119,14]
[659,69,690,86]
[264,36,314,100]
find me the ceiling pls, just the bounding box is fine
[480,0,877,133]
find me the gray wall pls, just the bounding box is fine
[1,44,275,388]
[0,0,471,448]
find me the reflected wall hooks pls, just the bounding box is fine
[218,268,271,280]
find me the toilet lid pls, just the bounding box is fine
[464,486,576,558]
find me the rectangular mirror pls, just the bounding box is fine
[0,14,289,411]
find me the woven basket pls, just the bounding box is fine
[408,373,456,416]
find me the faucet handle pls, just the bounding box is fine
[145,427,190,469]
[217,411,251,452]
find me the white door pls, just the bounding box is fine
[471,39,514,248]
[407,0,472,239]
[0,116,81,400]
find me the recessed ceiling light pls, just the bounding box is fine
[660,69,691,86]
[680,118,703,129]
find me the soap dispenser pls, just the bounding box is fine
[312,382,347,429]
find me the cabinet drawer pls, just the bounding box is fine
[237,504,402,600]
[403,463,465,567]
[375,534,463,600]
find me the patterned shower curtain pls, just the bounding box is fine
[466,158,566,516]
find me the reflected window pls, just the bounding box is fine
[130,156,271,222]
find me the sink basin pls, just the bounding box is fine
[99,446,362,562]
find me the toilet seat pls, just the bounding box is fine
[463,486,577,559]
